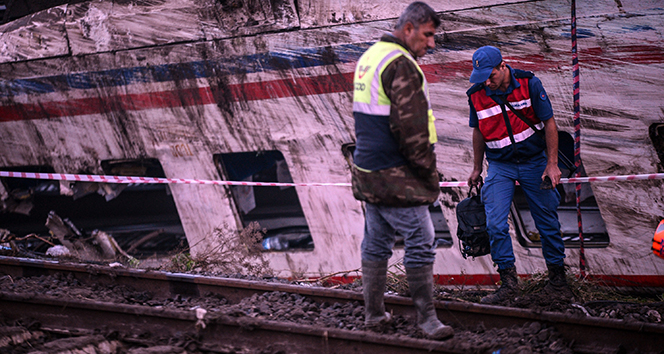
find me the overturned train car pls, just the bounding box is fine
[0,0,663,288]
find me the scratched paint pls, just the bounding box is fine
[0,0,663,282]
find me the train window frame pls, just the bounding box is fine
[98,158,188,257]
[213,151,314,252]
[511,131,610,249]
[340,143,452,249]
[649,123,664,171]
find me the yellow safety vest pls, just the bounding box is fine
[352,41,437,144]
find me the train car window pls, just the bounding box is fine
[0,0,87,25]
[511,132,610,248]
[0,160,188,258]
[98,159,188,258]
[214,151,314,252]
[340,143,452,249]
[649,123,664,171]
[0,165,60,217]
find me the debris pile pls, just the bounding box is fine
[1,211,137,266]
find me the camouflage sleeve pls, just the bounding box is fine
[382,56,437,179]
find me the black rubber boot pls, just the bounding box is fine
[405,264,454,340]
[480,267,519,305]
[543,263,575,300]
[362,259,392,330]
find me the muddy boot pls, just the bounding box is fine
[405,264,454,340]
[480,267,519,305]
[362,259,392,330]
[543,264,575,300]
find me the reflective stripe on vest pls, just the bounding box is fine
[353,41,437,144]
[653,219,664,259]
[470,78,542,150]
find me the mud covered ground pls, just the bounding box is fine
[1,268,662,354]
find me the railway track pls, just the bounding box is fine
[0,255,662,353]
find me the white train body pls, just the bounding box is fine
[0,0,663,287]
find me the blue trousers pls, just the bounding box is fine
[361,203,436,268]
[483,152,565,269]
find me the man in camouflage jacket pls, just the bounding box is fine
[351,32,439,206]
[351,1,453,341]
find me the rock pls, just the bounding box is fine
[45,245,71,257]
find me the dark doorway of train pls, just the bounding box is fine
[0,159,188,259]
[214,151,314,252]
[511,132,610,249]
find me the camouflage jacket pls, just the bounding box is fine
[351,35,439,207]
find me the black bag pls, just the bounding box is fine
[456,181,491,259]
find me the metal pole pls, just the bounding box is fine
[571,0,586,276]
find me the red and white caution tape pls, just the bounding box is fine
[0,171,348,187]
[1,171,663,188]
[562,174,664,183]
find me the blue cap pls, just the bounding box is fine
[469,46,502,83]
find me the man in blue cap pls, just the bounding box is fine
[466,46,573,304]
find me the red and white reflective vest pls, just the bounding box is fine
[469,76,544,152]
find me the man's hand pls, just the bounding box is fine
[468,169,483,187]
[542,117,561,189]
[542,163,561,189]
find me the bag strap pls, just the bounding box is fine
[495,95,543,137]
[468,177,483,198]
[492,95,577,177]
[495,99,518,156]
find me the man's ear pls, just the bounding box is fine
[403,21,414,36]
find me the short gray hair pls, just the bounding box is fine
[395,2,440,30]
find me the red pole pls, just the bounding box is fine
[571,0,586,276]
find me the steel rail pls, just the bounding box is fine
[1,256,662,353]
[0,292,463,354]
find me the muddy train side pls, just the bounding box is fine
[0,0,662,288]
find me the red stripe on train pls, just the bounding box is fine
[1,44,662,122]
[0,61,494,122]
[0,72,355,122]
